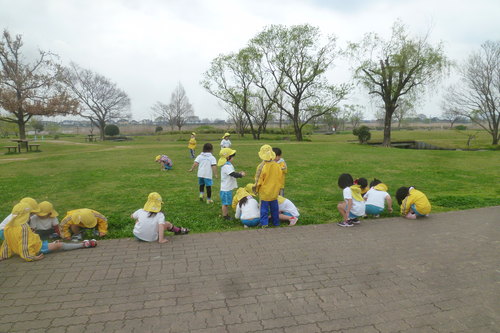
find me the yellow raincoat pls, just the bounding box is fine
[60,209,108,239]
[255,161,282,201]
[400,188,431,215]
[1,224,42,262]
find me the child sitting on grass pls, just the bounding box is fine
[337,173,366,227]
[155,154,173,170]
[0,197,40,241]
[29,201,60,240]
[363,179,393,217]
[396,186,431,219]
[218,148,246,220]
[189,143,217,204]
[131,192,189,243]
[1,203,96,262]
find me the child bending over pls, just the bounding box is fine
[396,186,431,219]
[337,173,366,227]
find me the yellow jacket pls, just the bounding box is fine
[276,159,287,189]
[400,188,431,215]
[1,224,42,262]
[188,138,197,149]
[256,161,282,201]
[60,209,108,239]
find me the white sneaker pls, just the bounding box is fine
[289,217,298,226]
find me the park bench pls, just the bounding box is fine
[28,144,41,151]
[5,146,19,153]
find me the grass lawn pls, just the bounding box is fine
[1,129,498,238]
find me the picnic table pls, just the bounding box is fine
[5,139,41,153]
[10,139,29,152]
[85,134,98,142]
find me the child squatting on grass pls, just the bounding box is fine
[1,202,97,262]
[234,186,261,227]
[59,208,108,241]
[396,186,431,219]
[131,192,189,243]
[219,148,246,220]
[189,143,218,204]
[337,173,366,227]
[155,154,173,170]
[363,179,393,217]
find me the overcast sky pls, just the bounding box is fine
[1,0,499,121]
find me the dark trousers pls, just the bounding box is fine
[260,200,280,226]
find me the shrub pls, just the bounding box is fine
[454,125,467,131]
[352,125,371,144]
[104,124,120,136]
[155,126,163,133]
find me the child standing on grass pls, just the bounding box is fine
[189,143,217,203]
[29,201,60,240]
[0,203,96,262]
[255,144,282,227]
[188,132,197,159]
[131,192,189,243]
[396,186,431,219]
[59,209,108,241]
[278,195,300,226]
[155,155,173,170]
[273,147,287,196]
[337,173,366,227]
[218,148,246,220]
[363,179,393,217]
[220,133,232,148]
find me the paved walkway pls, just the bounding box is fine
[1,207,499,333]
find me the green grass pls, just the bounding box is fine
[1,130,498,238]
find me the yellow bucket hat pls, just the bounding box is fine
[258,144,276,161]
[232,187,252,209]
[71,209,97,228]
[20,197,40,214]
[144,192,163,213]
[244,183,257,196]
[155,155,162,162]
[217,148,236,166]
[191,132,196,136]
[277,195,286,204]
[222,132,231,139]
[37,201,58,218]
[8,202,32,227]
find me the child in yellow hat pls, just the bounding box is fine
[188,132,197,159]
[234,187,260,227]
[278,195,300,226]
[29,201,61,240]
[218,148,246,220]
[131,192,189,243]
[155,154,173,170]
[0,197,40,241]
[59,209,108,241]
[220,133,231,148]
[0,203,97,262]
[255,144,282,227]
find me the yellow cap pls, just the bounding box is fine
[37,201,58,218]
[217,148,236,166]
[20,197,40,214]
[8,202,32,227]
[244,183,257,196]
[222,132,231,139]
[71,209,97,228]
[258,144,276,161]
[191,132,196,136]
[144,192,163,212]
[155,155,162,162]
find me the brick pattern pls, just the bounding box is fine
[0,206,498,332]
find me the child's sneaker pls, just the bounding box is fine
[175,227,190,235]
[206,199,214,204]
[83,239,98,248]
[289,216,298,226]
[350,218,361,225]
[337,221,353,227]
[223,215,233,221]
[406,212,417,219]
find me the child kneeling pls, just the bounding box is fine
[131,192,189,243]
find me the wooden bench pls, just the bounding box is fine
[5,146,19,153]
[28,144,41,151]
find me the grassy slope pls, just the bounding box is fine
[0,130,498,238]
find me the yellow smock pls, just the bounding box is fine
[255,161,282,201]
[400,188,431,215]
[60,209,108,239]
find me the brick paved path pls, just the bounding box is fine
[1,206,498,333]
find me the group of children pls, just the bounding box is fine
[336,173,431,227]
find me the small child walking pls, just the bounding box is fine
[273,147,287,196]
[218,148,246,220]
[396,186,431,219]
[131,192,189,243]
[337,173,366,227]
[29,201,60,240]
[220,133,232,148]
[155,155,173,170]
[188,132,197,159]
[255,145,282,227]
[363,179,393,217]
[189,143,217,203]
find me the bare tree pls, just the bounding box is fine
[440,103,464,128]
[169,82,194,130]
[151,101,176,131]
[393,99,417,129]
[0,30,79,139]
[442,41,499,144]
[62,63,130,140]
[224,103,248,136]
[348,21,449,146]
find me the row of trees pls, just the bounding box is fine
[0,30,131,140]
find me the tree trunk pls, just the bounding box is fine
[382,106,395,147]
[18,120,26,140]
[293,119,303,141]
[99,121,106,140]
